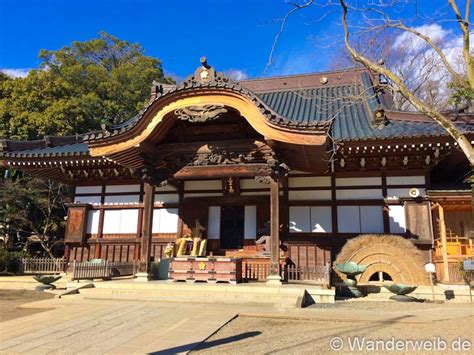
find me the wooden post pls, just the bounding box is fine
[438,205,450,283]
[136,182,155,281]
[267,178,282,285]
[177,181,184,238]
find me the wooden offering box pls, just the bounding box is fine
[169,257,242,284]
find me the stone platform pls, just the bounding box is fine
[76,279,335,307]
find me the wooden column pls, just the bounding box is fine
[177,181,184,238]
[267,178,282,284]
[438,204,450,282]
[139,182,155,277]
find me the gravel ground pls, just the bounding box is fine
[0,289,54,322]
[193,302,474,355]
[308,300,459,312]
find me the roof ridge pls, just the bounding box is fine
[255,82,364,94]
[240,67,368,83]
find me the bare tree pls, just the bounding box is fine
[268,0,474,165]
[339,0,473,165]
[0,174,70,258]
[329,29,455,111]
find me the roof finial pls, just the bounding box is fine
[192,56,215,84]
[200,56,211,69]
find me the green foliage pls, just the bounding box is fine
[0,249,27,274]
[448,81,474,112]
[0,32,174,140]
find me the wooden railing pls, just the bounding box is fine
[243,262,272,281]
[285,264,331,286]
[71,260,139,280]
[21,258,67,274]
[243,261,331,286]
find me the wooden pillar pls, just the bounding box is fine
[438,204,450,282]
[177,181,184,238]
[267,178,282,285]
[381,173,390,233]
[94,209,105,259]
[95,184,106,259]
[138,182,155,279]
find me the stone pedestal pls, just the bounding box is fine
[134,272,153,282]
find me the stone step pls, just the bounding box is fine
[78,282,305,307]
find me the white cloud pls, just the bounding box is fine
[390,23,473,110]
[393,24,451,52]
[224,69,248,81]
[0,68,31,78]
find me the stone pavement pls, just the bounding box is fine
[0,296,246,354]
[1,296,473,354]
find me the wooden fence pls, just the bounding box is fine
[21,258,67,274]
[71,260,139,280]
[243,262,331,286]
[243,262,272,281]
[285,264,331,287]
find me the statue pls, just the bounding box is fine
[174,219,207,257]
[164,243,174,258]
[190,219,206,256]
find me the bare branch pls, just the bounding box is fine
[339,0,474,165]
[264,0,315,75]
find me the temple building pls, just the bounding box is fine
[1,59,472,285]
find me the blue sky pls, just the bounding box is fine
[0,0,462,80]
[0,0,342,79]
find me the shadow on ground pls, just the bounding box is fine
[151,331,261,354]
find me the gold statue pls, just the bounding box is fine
[191,219,206,256]
[175,219,207,257]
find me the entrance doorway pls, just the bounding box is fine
[220,206,244,249]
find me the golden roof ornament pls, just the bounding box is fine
[194,56,215,84]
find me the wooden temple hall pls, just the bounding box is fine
[1,58,473,285]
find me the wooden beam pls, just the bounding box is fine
[174,164,270,179]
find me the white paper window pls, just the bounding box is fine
[336,189,383,200]
[389,205,406,233]
[244,206,257,239]
[288,176,331,188]
[104,195,140,205]
[387,176,425,185]
[311,206,332,233]
[338,206,384,233]
[86,210,100,234]
[289,206,311,233]
[289,190,331,201]
[360,206,384,233]
[75,186,102,194]
[154,194,179,204]
[105,184,140,193]
[207,206,221,239]
[152,208,178,233]
[120,209,139,233]
[74,195,101,205]
[337,206,360,233]
[103,209,139,234]
[336,177,381,186]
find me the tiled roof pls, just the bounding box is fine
[2,142,89,158]
[2,69,473,158]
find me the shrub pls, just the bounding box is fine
[0,248,27,274]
